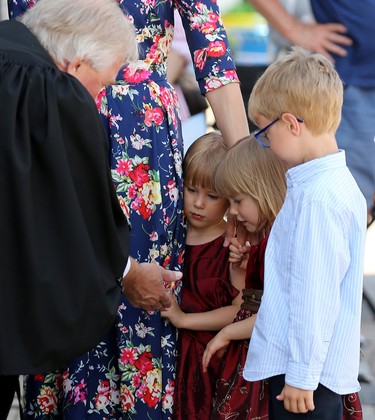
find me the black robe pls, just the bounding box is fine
[0,20,129,375]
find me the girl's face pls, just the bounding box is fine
[229,194,260,233]
[184,184,228,230]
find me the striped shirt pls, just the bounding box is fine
[243,150,367,394]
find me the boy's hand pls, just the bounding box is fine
[276,383,315,413]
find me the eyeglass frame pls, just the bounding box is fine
[254,116,304,148]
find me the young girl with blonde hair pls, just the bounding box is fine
[161,132,245,419]
[202,135,288,419]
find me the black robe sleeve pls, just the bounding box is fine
[0,20,129,374]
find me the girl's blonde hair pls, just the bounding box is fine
[20,0,138,72]
[183,132,228,189]
[248,47,343,135]
[213,135,288,230]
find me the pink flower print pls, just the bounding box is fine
[127,183,137,199]
[144,104,165,127]
[132,372,142,388]
[152,107,164,126]
[120,347,137,365]
[109,113,123,130]
[166,180,176,190]
[95,88,106,111]
[123,66,151,84]
[224,69,238,80]
[116,158,132,176]
[200,21,217,35]
[144,105,155,127]
[194,48,208,72]
[207,41,227,58]
[208,12,219,23]
[73,379,87,404]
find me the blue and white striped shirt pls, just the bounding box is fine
[243,150,367,394]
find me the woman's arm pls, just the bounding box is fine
[206,83,249,148]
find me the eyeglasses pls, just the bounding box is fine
[254,117,304,148]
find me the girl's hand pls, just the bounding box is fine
[202,329,230,372]
[160,296,187,328]
[229,237,250,270]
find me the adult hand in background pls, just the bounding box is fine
[248,0,352,62]
[288,21,352,62]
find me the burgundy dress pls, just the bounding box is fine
[210,235,363,420]
[211,236,269,420]
[173,235,239,420]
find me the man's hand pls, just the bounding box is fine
[289,21,352,62]
[122,259,182,311]
[276,383,315,413]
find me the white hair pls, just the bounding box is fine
[20,0,138,71]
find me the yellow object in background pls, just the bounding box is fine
[222,2,270,66]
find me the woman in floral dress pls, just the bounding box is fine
[9,0,249,418]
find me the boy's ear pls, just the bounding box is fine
[281,113,302,135]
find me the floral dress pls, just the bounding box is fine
[9,0,240,418]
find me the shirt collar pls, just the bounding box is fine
[286,150,346,188]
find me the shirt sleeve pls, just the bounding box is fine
[176,0,240,94]
[285,201,350,390]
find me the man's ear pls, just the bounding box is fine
[281,113,302,135]
[63,57,84,76]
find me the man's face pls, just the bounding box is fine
[64,57,124,99]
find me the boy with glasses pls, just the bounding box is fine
[243,47,367,419]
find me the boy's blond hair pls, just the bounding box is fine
[183,132,228,189]
[248,47,343,135]
[213,136,288,230]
